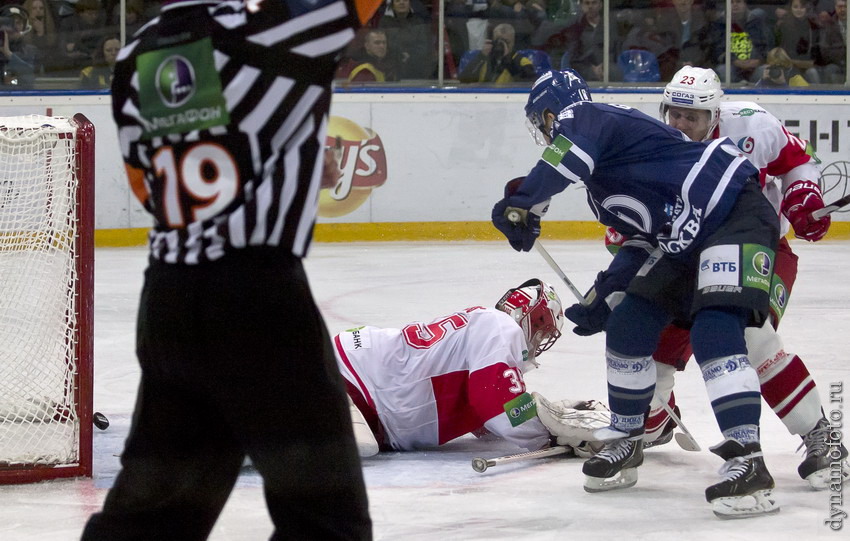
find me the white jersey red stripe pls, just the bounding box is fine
[332,307,551,451]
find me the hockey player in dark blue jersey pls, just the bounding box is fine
[492,69,782,519]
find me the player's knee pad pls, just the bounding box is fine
[744,321,789,382]
[690,307,748,363]
[607,294,669,357]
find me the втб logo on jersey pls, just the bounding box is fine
[156,55,195,108]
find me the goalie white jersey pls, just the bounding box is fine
[333,307,551,452]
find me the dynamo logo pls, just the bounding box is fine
[156,55,196,108]
[752,252,772,276]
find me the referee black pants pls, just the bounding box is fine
[82,251,371,540]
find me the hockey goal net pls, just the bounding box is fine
[0,114,94,484]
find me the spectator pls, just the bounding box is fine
[486,0,546,50]
[445,0,488,65]
[458,22,537,82]
[775,0,821,83]
[21,0,60,74]
[818,0,846,83]
[705,0,772,82]
[543,0,608,81]
[379,0,435,79]
[57,0,109,76]
[755,45,811,86]
[78,33,118,88]
[655,0,712,79]
[0,4,36,86]
[110,0,147,37]
[617,9,671,79]
[344,28,400,82]
[531,0,578,48]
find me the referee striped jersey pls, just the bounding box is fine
[111,0,361,264]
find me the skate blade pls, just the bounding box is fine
[711,489,780,519]
[805,460,849,490]
[584,468,638,493]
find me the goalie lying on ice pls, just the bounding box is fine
[332,278,609,457]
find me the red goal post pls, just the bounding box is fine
[0,114,95,484]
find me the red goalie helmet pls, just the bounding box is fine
[496,279,565,360]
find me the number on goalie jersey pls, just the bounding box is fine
[335,280,565,453]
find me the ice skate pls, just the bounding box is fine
[582,436,643,492]
[705,440,780,519]
[797,417,850,489]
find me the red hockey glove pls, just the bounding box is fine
[781,180,831,242]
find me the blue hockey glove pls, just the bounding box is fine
[564,294,611,336]
[492,199,540,252]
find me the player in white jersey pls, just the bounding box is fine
[333,279,609,457]
[643,66,843,488]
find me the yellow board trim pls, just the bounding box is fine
[94,221,850,247]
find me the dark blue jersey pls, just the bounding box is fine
[515,102,759,255]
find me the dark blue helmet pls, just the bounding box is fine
[524,69,591,144]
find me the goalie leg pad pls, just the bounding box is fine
[532,392,611,449]
[348,396,379,458]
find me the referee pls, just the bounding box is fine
[82,0,382,539]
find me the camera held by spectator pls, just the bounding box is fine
[756,47,809,88]
[492,37,510,60]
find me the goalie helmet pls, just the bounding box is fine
[660,66,723,140]
[525,69,591,146]
[495,279,564,366]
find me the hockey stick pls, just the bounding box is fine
[504,208,702,452]
[471,445,570,473]
[504,207,586,303]
[660,402,700,452]
[811,192,850,220]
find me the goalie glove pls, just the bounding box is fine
[532,392,610,458]
[782,180,831,242]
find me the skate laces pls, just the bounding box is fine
[797,420,830,457]
[597,439,633,463]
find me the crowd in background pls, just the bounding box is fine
[335,0,848,86]
[0,0,156,89]
[0,0,845,88]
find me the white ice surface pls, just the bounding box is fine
[1,240,848,540]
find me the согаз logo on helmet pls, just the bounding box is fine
[319,116,388,217]
[156,56,196,108]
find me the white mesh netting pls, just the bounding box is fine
[0,115,80,468]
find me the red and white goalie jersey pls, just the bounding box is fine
[333,306,551,452]
[714,101,821,233]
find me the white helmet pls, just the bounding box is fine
[496,279,564,368]
[660,66,723,140]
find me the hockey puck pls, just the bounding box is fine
[93,411,109,430]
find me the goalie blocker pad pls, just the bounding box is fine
[533,392,610,457]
